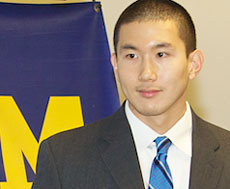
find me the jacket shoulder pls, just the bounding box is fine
[193,114,230,148]
[40,106,125,152]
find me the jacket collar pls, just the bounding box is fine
[96,104,145,189]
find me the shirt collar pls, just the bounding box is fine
[125,101,192,157]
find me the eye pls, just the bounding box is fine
[126,53,137,59]
[157,52,166,58]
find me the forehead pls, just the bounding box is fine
[117,20,184,51]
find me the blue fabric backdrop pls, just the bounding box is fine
[0,2,120,186]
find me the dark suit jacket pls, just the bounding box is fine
[32,105,230,189]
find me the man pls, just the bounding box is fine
[32,0,230,188]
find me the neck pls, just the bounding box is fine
[147,105,187,134]
[129,101,187,135]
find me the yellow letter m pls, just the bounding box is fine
[0,96,84,188]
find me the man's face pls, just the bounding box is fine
[111,20,201,124]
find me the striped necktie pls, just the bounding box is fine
[148,136,173,189]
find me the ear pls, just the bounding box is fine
[188,49,204,80]
[111,53,118,73]
[111,53,122,85]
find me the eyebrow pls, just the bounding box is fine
[120,44,139,51]
[155,42,173,49]
[119,42,174,53]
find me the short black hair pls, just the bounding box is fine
[113,0,196,57]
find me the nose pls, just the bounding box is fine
[138,57,158,81]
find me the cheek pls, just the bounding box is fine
[160,64,190,84]
[117,64,139,84]
[118,71,134,87]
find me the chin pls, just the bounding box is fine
[135,105,163,117]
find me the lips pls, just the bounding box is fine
[138,88,162,98]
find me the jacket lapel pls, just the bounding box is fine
[189,113,224,189]
[97,105,145,189]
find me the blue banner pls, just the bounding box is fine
[0,2,120,188]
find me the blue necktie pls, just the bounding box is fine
[148,136,173,189]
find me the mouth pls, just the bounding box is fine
[138,89,162,98]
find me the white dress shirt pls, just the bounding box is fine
[125,101,192,189]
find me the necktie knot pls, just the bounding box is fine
[154,136,172,155]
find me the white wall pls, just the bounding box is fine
[2,0,230,130]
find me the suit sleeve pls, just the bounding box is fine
[32,140,61,189]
